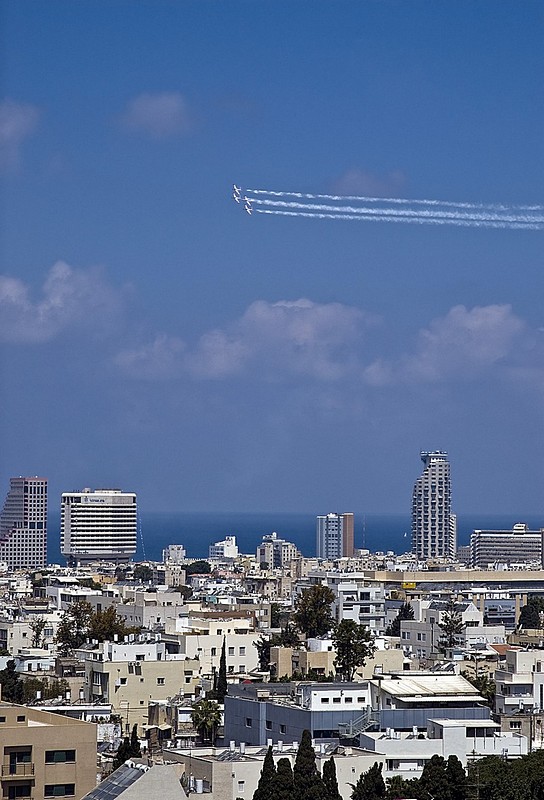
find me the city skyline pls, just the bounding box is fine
[1,2,542,515]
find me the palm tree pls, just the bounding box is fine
[191,699,222,744]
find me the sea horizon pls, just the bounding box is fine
[46,510,544,565]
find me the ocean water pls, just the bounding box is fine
[46,511,544,564]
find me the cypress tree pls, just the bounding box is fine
[252,746,276,800]
[294,729,327,800]
[130,724,141,757]
[350,761,386,800]
[216,637,228,703]
[322,757,342,800]
[271,758,294,800]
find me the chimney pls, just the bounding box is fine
[240,742,246,755]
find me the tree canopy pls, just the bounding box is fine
[385,602,414,637]
[191,699,221,743]
[293,585,336,638]
[438,597,465,651]
[55,600,141,655]
[332,619,376,681]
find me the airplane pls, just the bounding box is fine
[232,184,242,203]
[244,197,253,215]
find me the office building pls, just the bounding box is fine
[412,451,455,560]
[316,512,355,560]
[61,488,137,565]
[0,476,47,569]
[470,523,544,568]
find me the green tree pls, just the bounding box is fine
[21,676,69,703]
[216,638,228,703]
[133,564,153,582]
[419,754,452,800]
[385,602,414,637]
[322,756,342,800]
[55,600,94,655]
[386,775,418,799]
[294,585,336,638]
[29,615,47,648]
[438,598,465,651]
[185,560,212,575]
[271,758,294,800]
[56,601,141,655]
[461,669,496,708]
[252,745,276,800]
[351,761,386,800]
[446,755,468,800]
[0,660,24,703]
[332,619,376,681]
[293,729,326,800]
[191,699,221,743]
[519,597,544,629]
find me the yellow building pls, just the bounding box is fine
[0,701,97,800]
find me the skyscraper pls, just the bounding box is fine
[61,488,137,565]
[316,512,355,560]
[412,451,456,560]
[0,476,47,569]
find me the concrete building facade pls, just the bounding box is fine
[412,451,456,560]
[316,513,355,560]
[0,477,47,570]
[61,488,137,565]
[0,702,97,800]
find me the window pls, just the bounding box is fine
[45,751,75,764]
[211,647,217,657]
[8,785,31,799]
[321,698,329,704]
[228,647,235,656]
[245,718,252,727]
[239,665,246,673]
[17,715,26,722]
[0,716,5,722]
[239,647,246,656]
[119,677,127,685]
[333,697,341,704]
[266,720,272,730]
[157,677,165,686]
[510,720,522,730]
[237,781,245,793]
[345,696,353,703]
[44,786,75,797]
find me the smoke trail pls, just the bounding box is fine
[251,197,544,226]
[255,208,542,230]
[246,187,544,213]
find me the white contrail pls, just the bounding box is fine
[250,197,544,226]
[255,208,542,230]
[246,187,544,213]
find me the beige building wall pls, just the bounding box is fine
[0,702,96,800]
[86,657,200,734]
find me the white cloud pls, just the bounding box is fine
[0,261,125,343]
[0,99,40,169]
[187,298,367,380]
[364,304,525,385]
[114,334,186,380]
[121,92,191,138]
[115,298,369,382]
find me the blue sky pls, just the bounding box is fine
[1,0,543,515]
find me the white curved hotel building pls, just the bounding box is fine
[61,488,137,565]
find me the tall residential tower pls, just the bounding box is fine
[61,488,137,565]
[0,477,47,569]
[412,451,456,560]
[316,512,355,560]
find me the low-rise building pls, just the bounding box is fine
[0,701,97,800]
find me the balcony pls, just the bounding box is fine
[1,763,35,778]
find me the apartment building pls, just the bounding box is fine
[0,702,96,800]
[81,639,200,734]
[0,477,47,570]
